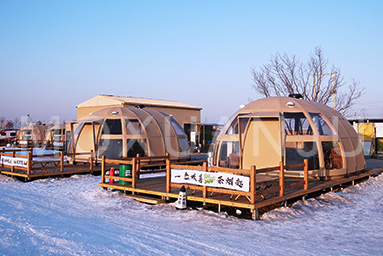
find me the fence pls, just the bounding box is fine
[0,148,95,178]
[166,159,309,203]
[100,154,172,188]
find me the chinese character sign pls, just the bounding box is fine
[171,169,250,192]
[0,156,28,168]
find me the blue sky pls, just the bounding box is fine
[0,0,382,124]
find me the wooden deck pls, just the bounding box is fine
[0,149,98,180]
[0,164,100,180]
[99,166,383,220]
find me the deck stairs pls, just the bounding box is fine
[124,194,166,205]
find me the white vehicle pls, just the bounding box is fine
[0,129,18,145]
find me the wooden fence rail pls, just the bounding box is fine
[0,149,95,178]
[166,159,309,204]
[99,154,309,206]
[100,154,171,189]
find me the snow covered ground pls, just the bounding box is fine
[1,160,383,255]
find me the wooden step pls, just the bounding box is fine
[124,194,166,205]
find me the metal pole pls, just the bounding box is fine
[312,74,316,101]
[333,71,337,110]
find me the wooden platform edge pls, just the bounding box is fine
[98,182,256,209]
[99,168,383,211]
[124,194,166,205]
[99,183,178,199]
[253,168,383,209]
[0,168,101,179]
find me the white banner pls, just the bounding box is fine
[53,142,64,147]
[0,156,28,168]
[375,123,383,138]
[171,169,250,192]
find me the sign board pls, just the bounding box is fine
[53,142,64,147]
[171,169,250,192]
[19,140,28,145]
[0,156,28,168]
[376,123,383,138]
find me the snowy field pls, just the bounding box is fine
[1,160,383,255]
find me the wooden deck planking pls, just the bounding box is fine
[98,168,383,212]
[0,165,100,179]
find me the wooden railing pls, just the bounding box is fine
[67,151,95,168]
[0,149,95,176]
[100,154,171,188]
[100,156,137,188]
[167,161,259,203]
[0,148,32,174]
[255,159,309,196]
[166,159,309,203]
[99,154,309,204]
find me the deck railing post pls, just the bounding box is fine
[136,153,141,179]
[132,158,137,188]
[101,155,106,184]
[304,159,309,190]
[27,152,32,176]
[0,148,3,168]
[60,151,64,172]
[166,156,171,193]
[250,165,256,204]
[89,150,93,170]
[279,161,284,196]
[203,162,207,199]
[70,122,75,164]
[11,151,15,173]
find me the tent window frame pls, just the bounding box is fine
[284,112,313,135]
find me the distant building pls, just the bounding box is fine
[349,118,383,157]
[76,95,202,129]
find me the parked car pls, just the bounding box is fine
[0,129,19,146]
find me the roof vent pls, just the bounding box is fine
[286,101,295,108]
[135,104,146,109]
[288,93,303,99]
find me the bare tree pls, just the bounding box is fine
[0,117,5,129]
[5,120,14,129]
[251,47,364,115]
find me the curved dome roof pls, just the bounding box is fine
[72,107,189,159]
[234,97,357,139]
[215,97,365,177]
[240,97,341,118]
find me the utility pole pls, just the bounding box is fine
[333,71,337,110]
[313,72,337,110]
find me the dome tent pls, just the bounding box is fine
[45,124,66,150]
[213,96,365,178]
[68,107,190,162]
[17,124,47,147]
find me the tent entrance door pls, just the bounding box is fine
[242,118,282,169]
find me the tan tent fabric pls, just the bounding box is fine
[68,107,190,161]
[213,97,365,178]
[45,124,66,150]
[17,124,47,147]
[45,124,66,142]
